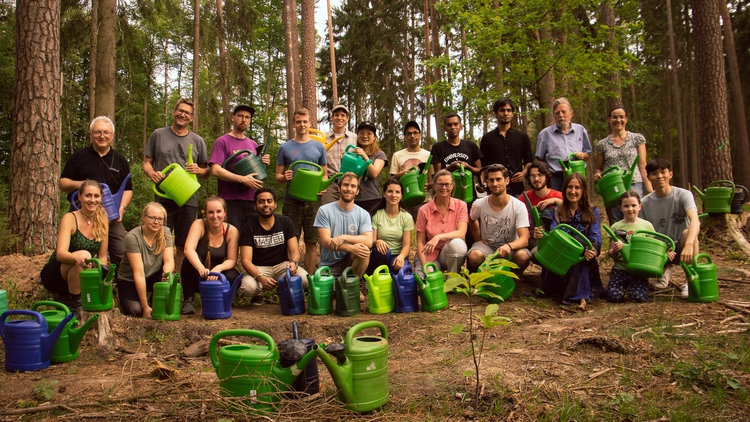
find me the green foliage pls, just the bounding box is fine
[33,379,59,401]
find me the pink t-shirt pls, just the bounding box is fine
[416,197,469,262]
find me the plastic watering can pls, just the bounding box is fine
[279,268,305,316]
[416,262,448,311]
[595,155,639,208]
[71,174,132,221]
[680,254,718,303]
[731,185,748,214]
[474,251,516,303]
[603,225,674,278]
[558,153,586,179]
[278,321,319,396]
[31,301,99,363]
[152,163,201,207]
[452,163,474,203]
[363,265,394,314]
[0,290,6,315]
[339,145,373,180]
[693,180,735,214]
[151,273,181,321]
[314,321,389,412]
[532,205,593,275]
[335,267,361,317]
[307,266,334,315]
[209,329,318,412]
[392,265,418,313]
[187,144,197,181]
[0,310,74,371]
[80,258,115,312]
[199,272,243,320]
[288,161,341,202]
[222,141,271,183]
[308,129,343,151]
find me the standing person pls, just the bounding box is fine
[368,179,414,274]
[40,180,109,314]
[480,98,534,197]
[640,158,700,299]
[467,165,531,273]
[535,98,592,191]
[275,108,328,273]
[143,98,210,273]
[118,203,175,318]
[209,104,271,230]
[322,104,357,204]
[414,169,469,280]
[179,197,240,314]
[390,121,433,221]
[59,116,132,268]
[239,188,309,305]
[594,106,652,224]
[353,121,387,213]
[533,174,603,309]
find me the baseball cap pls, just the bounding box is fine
[403,120,421,135]
[233,104,255,116]
[356,121,377,136]
[331,104,350,116]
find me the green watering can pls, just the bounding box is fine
[363,265,394,314]
[222,141,272,183]
[452,163,474,203]
[187,144,197,182]
[151,273,181,321]
[339,145,373,180]
[307,266,334,315]
[315,321,389,412]
[335,267,361,317]
[152,163,201,207]
[558,153,586,179]
[415,262,448,311]
[693,180,735,214]
[603,225,675,278]
[474,251,516,303]
[531,207,593,275]
[210,329,318,412]
[401,155,433,207]
[680,254,718,303]
[0,289,8,315]
[80,258,115,312]
[288,161,342,202]
[595,155,639,208]
[30,301,99,363]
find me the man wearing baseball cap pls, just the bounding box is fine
[209,104,270,230]
[390,120,433,221]
[322,104,357,204]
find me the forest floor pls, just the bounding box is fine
[0,215,749,421]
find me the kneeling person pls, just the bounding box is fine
[467,164,531,273]
[240,188,309,305]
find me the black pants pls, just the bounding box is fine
[118,272,162,317]
[179,260,241,301]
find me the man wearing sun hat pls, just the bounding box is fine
[322,104,358,204]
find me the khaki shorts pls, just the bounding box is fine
[282,198,322,244]
[468,242,530,263]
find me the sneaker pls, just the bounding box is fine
[680,283,689,299]
[251,295,264,306]
[181,297,196,314]
[360,292,365,302]
[652,263,673,289]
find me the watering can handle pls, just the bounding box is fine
[317,266,331,278]
[374,264,390,277]
[221,149,253,169]
[208,329,275,369]
[152,163,180,198]
[555,224,594,252]
[341,266,353,280]
[707,180,736,195]
[85,258,102,268]
[31,301,72,315]
[203,271,229,283]
[399,264,413,278]
[345,144,357,153]
[568,153,578,161]
[346,321,388,344]
[599,166,621,178]
[423,262,438,275]
[0,310,45,341]
[70,191,80,210]
[693,253,713,266]
[632,230,675,251]
[289,161,322,173]
[407,166,419,174]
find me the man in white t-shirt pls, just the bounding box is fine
[390,121,433,220]
[467,164,531,273]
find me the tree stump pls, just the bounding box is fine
[80,307,121,349]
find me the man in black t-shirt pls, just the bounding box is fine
[59,116,133,267]
[239,188,309,305]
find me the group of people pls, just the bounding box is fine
[40,95,701,317]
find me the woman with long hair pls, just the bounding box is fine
[179,196,240,314]
[353,121,388,213]
[367,178,414,273]
[118,202,175,318]
[533,173,603,309]
[40,180,109,313]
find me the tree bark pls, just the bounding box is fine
[666,0,688,188]
[600,2,622,111]
[423,0,431,147]
[94,0,115,126]
[537,25,556,126]
[192,0,200,133]
[283,0,299,139]
[88,0,98,121]
[684,4,701,187]
[216,0,230,133]
[430,0,443,140]
[301,0,316,128]
[327,0,337,106]
[10,0,61,255]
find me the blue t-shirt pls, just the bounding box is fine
[314,202,373,266]
[276,139,327,199]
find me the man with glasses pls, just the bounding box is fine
[209,104,270,230]
[322,104,357,204]
[143,98,209,273]
[59,116,132,268]
[390,121,433,221]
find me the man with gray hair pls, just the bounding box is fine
[59,116,133,267]
[535,97,592,191]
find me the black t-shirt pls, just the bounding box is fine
[480,127,534,196]
[240,215,296,267]
[430,139,483,170]
[60,145,133,202]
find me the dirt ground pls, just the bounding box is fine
[1,219,749,421]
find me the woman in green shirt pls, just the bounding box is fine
[367,178,414,273]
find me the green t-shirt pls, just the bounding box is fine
[610,218,655,270]
[118,226,174,282]
[371,209,415,254]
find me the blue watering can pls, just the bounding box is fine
[0,310,74,371]
[199,272,243,320]
[279,268,305,316]
[392,265,418,313]
[71,174,132,221]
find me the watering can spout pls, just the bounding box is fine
[165,273,178,315]
[623,154,640,191]
[314,344,354,403]
[41,313,75,362]
[112,174,132,208]
[321,173,343,191]
[68,313,100,354]
[692,185,705,201]
[225,274,244,308]
[324,136,342,151]
[680,262,700,296]
[273,349,319,387]
[603,225,630,264]
[558,158,568,171]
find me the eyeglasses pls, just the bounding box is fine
[405,131,421,137]
[175,109,193,116]
[235,115,252,120]
[91,131,113,136]
[529,174,544,180]
[144,215,165,224]
[436,183,454,189]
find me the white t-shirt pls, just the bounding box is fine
[470,195,530,250]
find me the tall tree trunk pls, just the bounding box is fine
[11,0,61,255]
[462,25,471,136]
[718,0,750,189]
[600,2,622,110]
[423,0,431,147]
[301,0,316,127]
[192,0,200,133]
[430,0,443,140]
[684,4,701,187]
[216,0,230,133]
[163,40,169,127]
[95,0,115,125]
[327,0,337,106]
[693,0,733,184]
[492,0,503,95]
[666,0,688,187]
[89,0,98,121]
[283,0,300,138]
[537,25,556,126]
[143,87,148,153]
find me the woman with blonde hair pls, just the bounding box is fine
[40,180,109,314]
[353,121,388,213]
[118,202,174,318]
